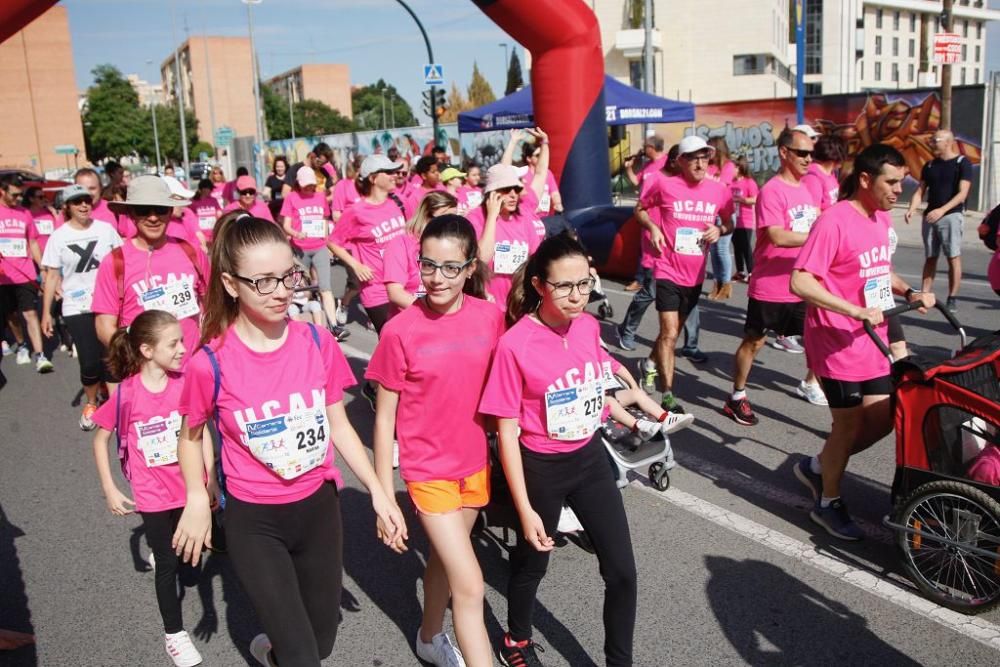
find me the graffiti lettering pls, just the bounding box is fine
[685,121,780,174]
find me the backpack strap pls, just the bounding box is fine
[174,238,206,292]
[114,384,131,481]
[306,322,321,349]
[200,344,227,510]
[387,192,407,216]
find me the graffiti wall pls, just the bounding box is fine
[655,85,985,206]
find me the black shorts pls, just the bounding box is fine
[744,298,805,338]
[655,279,701,317]
[0,283,38,314]
[887,315,905,345]
[819,375,892,409]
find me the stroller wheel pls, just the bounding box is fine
[597,302,613,320]
[648,462,670,491]
[895,480,1000,614]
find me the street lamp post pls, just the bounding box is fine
[146,59,163,172]
[381,89,387,130]
[287,77,296,143]
[243,0,267,183]
[394,1,439,142]
[169,0,191,180]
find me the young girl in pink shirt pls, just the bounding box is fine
[91,310,217,667]
[368,215,501,667]
[479,233,637,667]
[171,214,405,667]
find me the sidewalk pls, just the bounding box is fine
[889,206,986,252]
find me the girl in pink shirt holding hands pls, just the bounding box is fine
[91,310,217,667]
[171,215,406,667]
[368,215,502,667]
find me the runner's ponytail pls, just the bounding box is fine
[105,310,179,379]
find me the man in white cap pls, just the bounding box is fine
[792,124,819,142]
[635,135,734,414]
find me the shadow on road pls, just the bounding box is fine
[705,555,921,666]
[0,502,36,666]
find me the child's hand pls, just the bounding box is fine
[206,478,222,511]
[103,485,136,516]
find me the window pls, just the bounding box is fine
[859,60,864,80]
[962,44,968,60]
[908,64,915,82]
[893,11,899,30]
[876,8,883,29]
[804,0,823,75]
[976,45,981,62]
[875,35,882,56]
[893,37,899,56]
[961,68,967,85]
[733,54,764,76]
[963,20,968,37]
[875,62,882,81]
[909,39,915,58]
[910,13,916,32]
[978,22,983,39]
[629,61,643,89]
[805,83,822,96]
[975,68,980,82]
[892,63,899,82]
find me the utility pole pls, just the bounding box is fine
[146,60,163,172]
[243,0,267,183]
[170,0,191,180]
[381,89,387,130]
[794,0,805,124]
[941,0,954,129]
[389,90,396,128]
[394,1,439,142]
[200,13,218,160]
[288,77,296,142]
[642,0,653,138]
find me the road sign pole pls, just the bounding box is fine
[941,0,953,130]
[395,0,439,144]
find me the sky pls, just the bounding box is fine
[62,0,1000,126]
[61,0,519,126]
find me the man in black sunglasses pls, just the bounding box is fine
[724,127,824,427]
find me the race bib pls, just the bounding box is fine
[465,190,483,209]
[494,240,529,275]
[790,208,818,234]
[301,215,326,239]
[63,287,91,312]
[34,219,54,235]
[545,378,604,441]
[244,407,329,480]
[888,227,898,256]
[141,279,199,320]
[864,275,894,311]
[538,191,552,213]
[0,237,28,258]
[674,228,703,256]
[136,413,181,468]
[198,215,217,231]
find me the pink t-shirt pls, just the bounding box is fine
[366,296,504,481]
[29,210,59,255]
[180,322,354,504]
[524,168,560,214]
[381,233,422,303]
[211,183,227,207]
[0,204,38,285]
[988,235,1000,293]
[637,155,668,182]
[637,163,667,269]
[330,178,360,217]
[403,185,446,219]
[456,186,483,215]
[191,197,222,242]
[794,200,894,381]
[166,209,200,245]
[468,189,545,309]
[748,176,819,303]
[222,200,275,223]
[91,238,210,361]
[801,163,840,211]
[92,372,187,513]
[479,313,621,455]
[280,190,330,252]
[707,160,737,187]
[330,198,407,308]
[639,173,734,287]
[731,177,759,230]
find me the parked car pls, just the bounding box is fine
[0,169,70,204]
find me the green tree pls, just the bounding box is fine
[138,103,200,164]
[505,51,525,95]
[192,141,215,160]
[263,83,293,140]
[82,64,146,163]
[263,84,355,139]
[440,82,471,123]
[352,79,416,130]
[467,62,496,107]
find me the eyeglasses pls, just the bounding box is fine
[494,186,521,195]
[130,205,171,217]
[787,148,814,158]
[232,269,304,295]
[68,198,92,206]
[239,189,257,196]
[418,256,474,279]
[545,277,596,297]
[682,153,712,163]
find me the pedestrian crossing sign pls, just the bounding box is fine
[423,64,444,86]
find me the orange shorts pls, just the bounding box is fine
[405,466,491,515]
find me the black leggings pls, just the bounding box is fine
[733,228,754,274]
[225,483,343,667]
[508,437,637,667]
[366,303,391,334]
[63,312,108,387]
[141,507,188,633]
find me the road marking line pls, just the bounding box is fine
[630,481,1000,652]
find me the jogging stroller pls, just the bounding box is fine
[870,302,1000,614]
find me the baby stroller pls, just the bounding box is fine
[601,393,674,492]
[588,273,614,321]
[870,302,1000,614]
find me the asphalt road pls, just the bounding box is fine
[2,213,999,666]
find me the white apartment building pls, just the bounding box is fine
[590,0,999,104]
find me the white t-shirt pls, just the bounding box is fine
[41,220,122,316]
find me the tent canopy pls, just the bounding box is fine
[458,75,695,133]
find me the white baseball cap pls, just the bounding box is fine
[792,124,819,139]
[677,135,715,156]
[162,175,196,200]
[360,154,404,179]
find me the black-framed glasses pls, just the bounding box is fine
[418,256,474,279]
[130,205,171,217]
[787,147,814,158]
[232,269,304,295]
[67,197,93,206]
[239,189,257,196]
[545,277,596,298]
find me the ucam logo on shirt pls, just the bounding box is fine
[858,244,892,278]
[232,389,327,434]
[545,360,615,394]
[371,215,406,241]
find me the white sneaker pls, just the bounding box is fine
[35,355,54,374]
[335,301,348,326]
[633,418,661,441]
[1,341,10,356]
[660,412,695,435]
[796,380,829,406]
[164,631,202,667]
[16,346,30,365]
[771,335,805,354]
[147,551,156,571]
[249,633,275,667]
[415,629,466,667]
[556,504,584,533]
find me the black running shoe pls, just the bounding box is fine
[723,397,758,426]
[498,633,545,667]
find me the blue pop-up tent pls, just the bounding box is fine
[458,75,695,132]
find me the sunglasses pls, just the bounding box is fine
[787,148,814,158]
[494,186,521,195]
[239,189,257,196]
[67,197,93,206]
[130,205,171,217]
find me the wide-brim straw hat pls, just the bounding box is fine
[108,175,191,213]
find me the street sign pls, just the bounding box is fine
[214,126,235,147]
[933,32,962,64]
[54,144,78,155]
[423,64,444,86]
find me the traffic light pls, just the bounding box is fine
[422,86,448,119]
